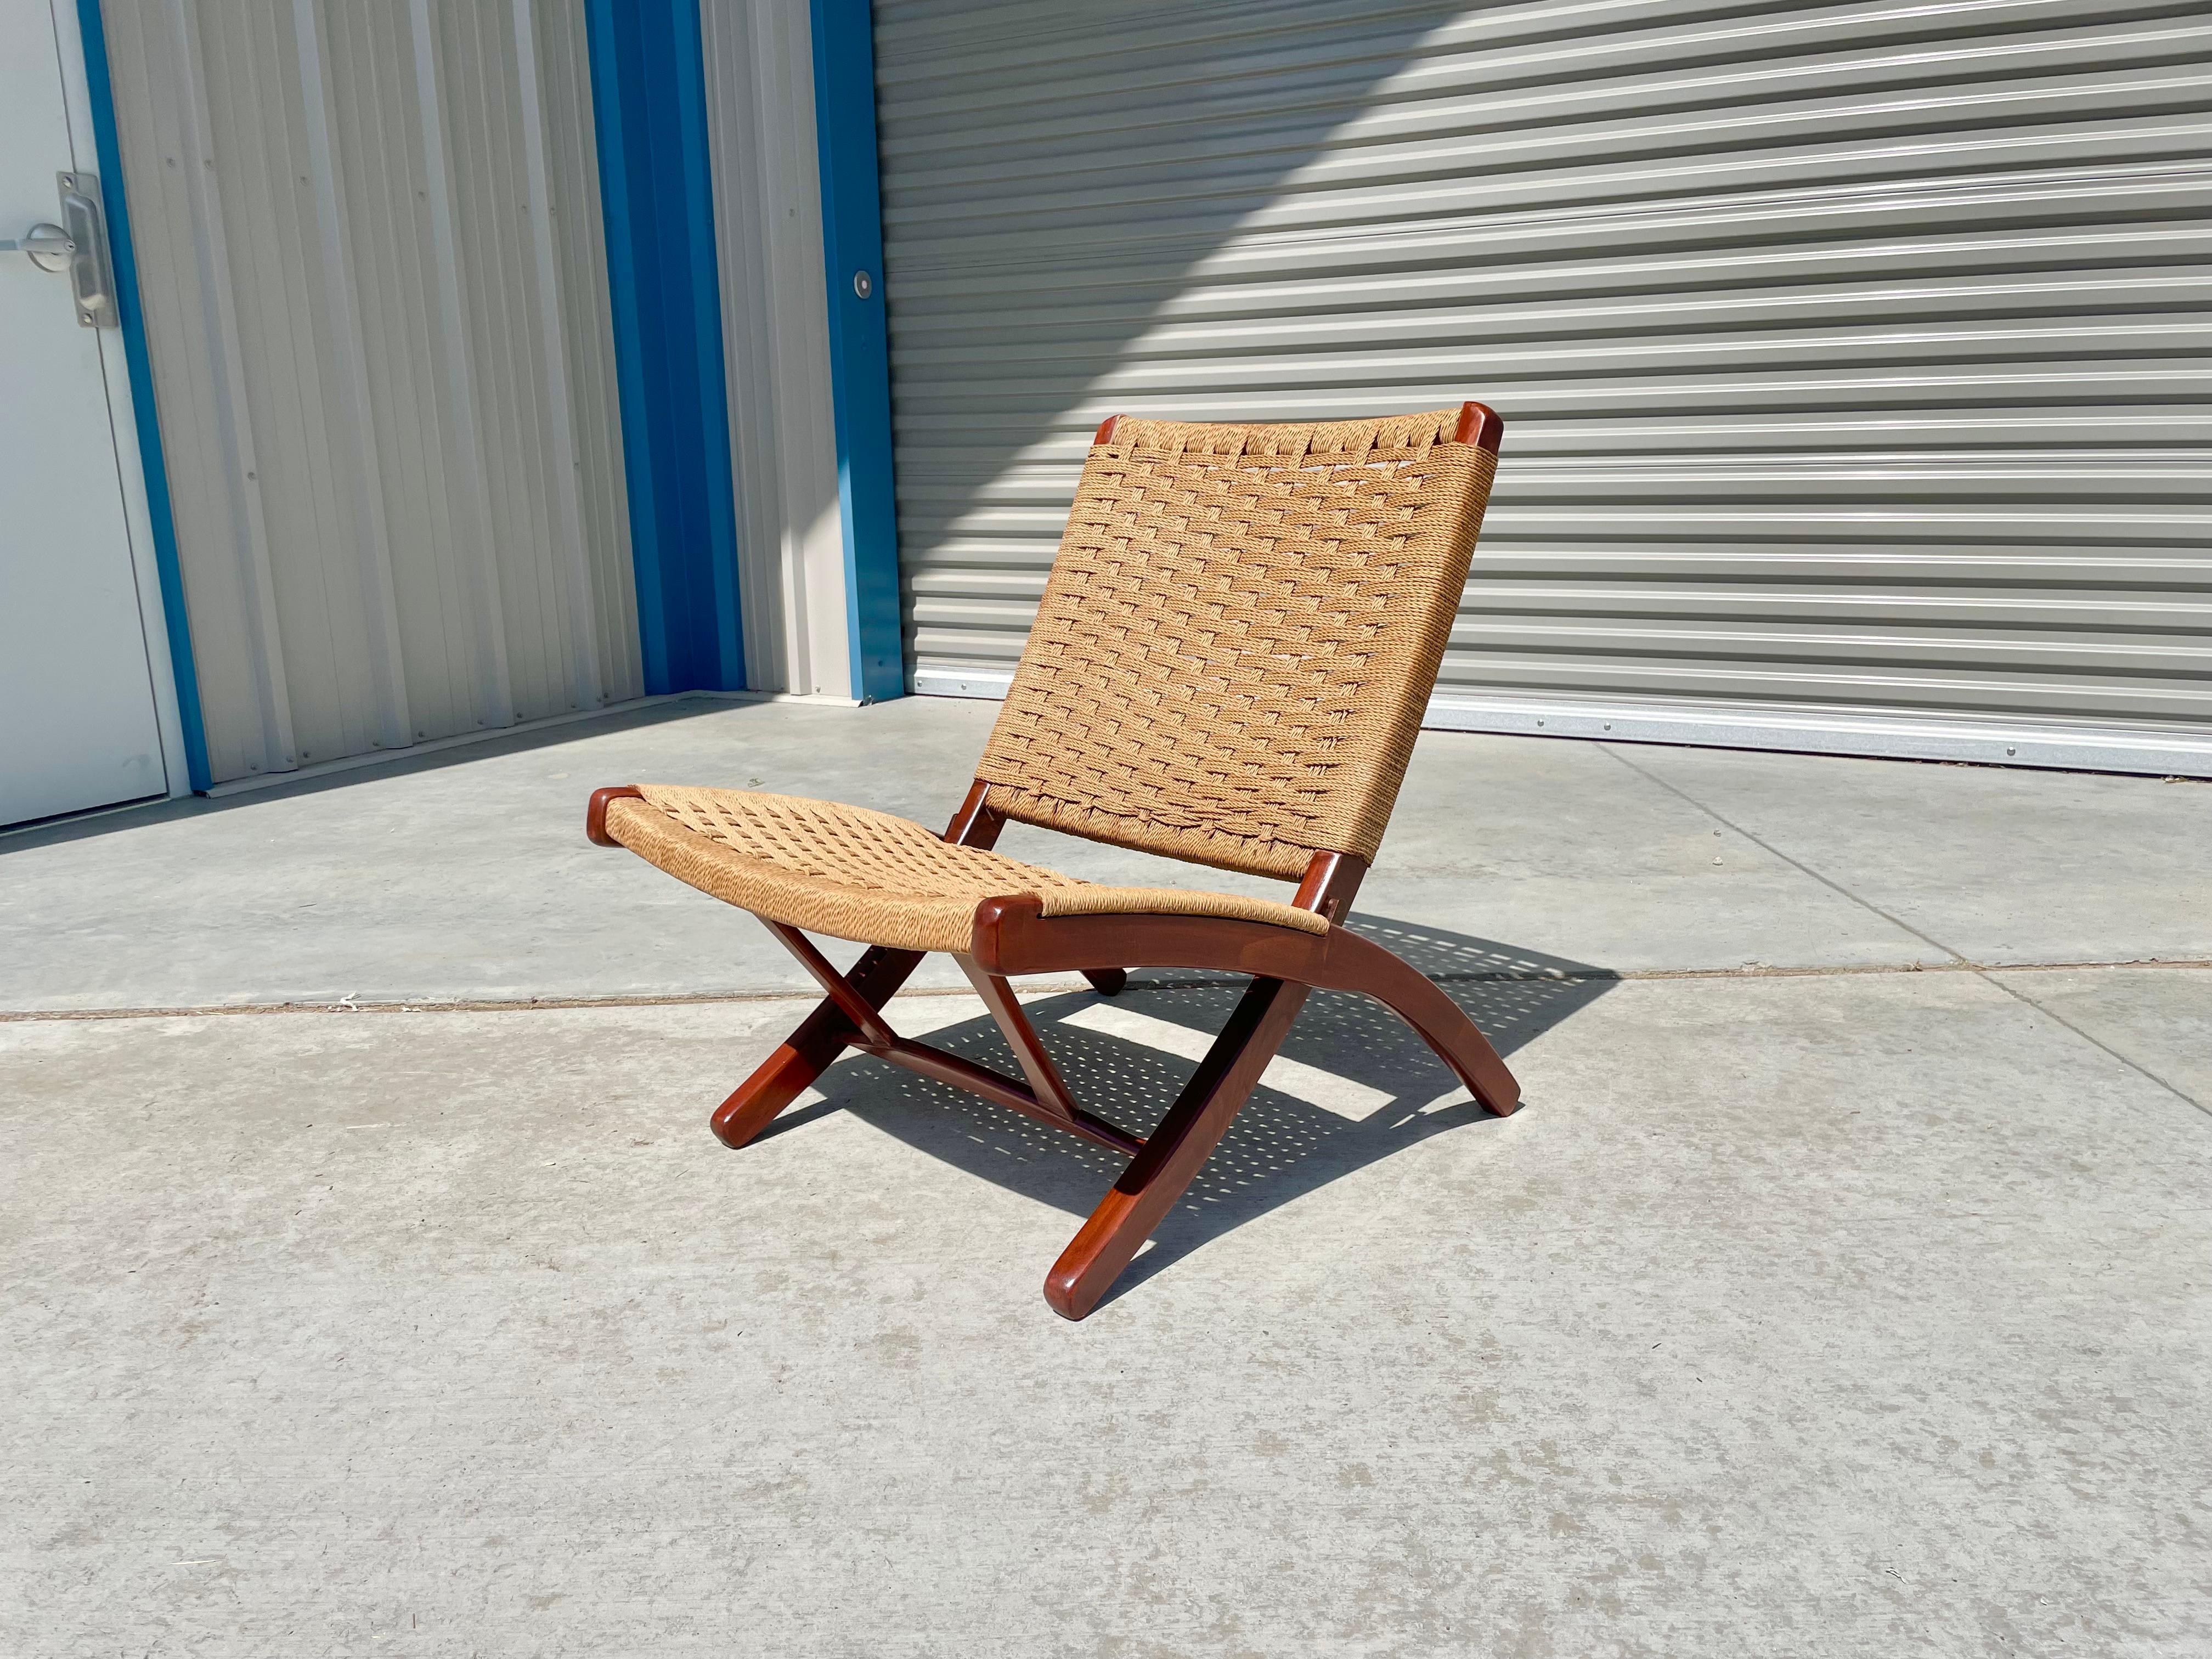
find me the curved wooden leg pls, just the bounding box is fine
[711,945,922,1148]
[970,899,1521,1118]
[1082,968,1127,997]
[1045,975,1309,1321]
[1362,966,1521,1118]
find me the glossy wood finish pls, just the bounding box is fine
[710,943,919,1148]
[942,778,1005,848]
[969,893,1519,1119]
[957,956,1084,1122]
[768,921,899,1047]
[1454,399,1504,453]
[1045,972,1311,1321]
[1291,849,1364,921]
[585,785,645,847]
[765,918,1140,1156]
[1037,848,1362,1320]
[1101,407,1491,453]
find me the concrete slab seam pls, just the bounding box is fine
[1975,970,2211,1122]
[1596,742,2210,1122]
[5,956,2206,1025]
[1598,741,1971,964]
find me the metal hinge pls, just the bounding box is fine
[0,173,118,328]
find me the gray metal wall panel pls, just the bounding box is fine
[532,0,639,706]
[101,0,636,783]
[876,0,2212,762]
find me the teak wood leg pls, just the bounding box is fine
[957,957,1085,1123]
[1043,974,1311,1321]
[710,944,921,1148]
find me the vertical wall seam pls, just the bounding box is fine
[534,0,639,703]
[807,0,901,703]
[291,0,412,752]
[166,0,296,772]
[407,0,515,731]
[77,0,211,792]
[510,0,604,712]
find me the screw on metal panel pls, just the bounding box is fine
[852,270,873,298]
[2006,746,2017,755]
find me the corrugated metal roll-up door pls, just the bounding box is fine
[102,0,638,785]
[875,0,2212,776]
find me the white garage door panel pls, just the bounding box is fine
[877,0,2212,774]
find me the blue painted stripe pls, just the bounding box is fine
[584,0,746,695]
[810,0,904,703]
[77,0,212,792]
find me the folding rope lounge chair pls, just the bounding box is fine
[586,402,1520,1319]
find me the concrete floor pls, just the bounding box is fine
[4,695,2209,1656]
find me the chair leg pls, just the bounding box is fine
[1082,969,1126,997]
[1044,975,1310,1321]
[710,945,921,1148]
[956,957,1084,1122]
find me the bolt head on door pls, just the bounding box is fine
[852,269,873,299]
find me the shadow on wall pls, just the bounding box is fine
[782,912,1614,1307]
[875,2,1477,652]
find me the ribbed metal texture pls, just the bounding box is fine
[875,0,2212,761]
[101,0,637,784]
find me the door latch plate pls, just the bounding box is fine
[57,172,117,329]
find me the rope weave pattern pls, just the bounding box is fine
[605,786,1330,953]
[977,409,1498,879]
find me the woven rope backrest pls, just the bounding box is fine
[975,408,1500,881]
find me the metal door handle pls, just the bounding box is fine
[0,223,74,271]
[3,175,117,328]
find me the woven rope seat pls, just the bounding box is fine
[602,785,1329,955]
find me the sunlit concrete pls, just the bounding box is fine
[6,970,2208,1655]
[12,693,2205,1014]
[4,696,2209,1654]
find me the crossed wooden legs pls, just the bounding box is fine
[710,944,921,1150]
[709,925,1319,1318]
[690,785,1516,1319]
[712,922,1516,1321]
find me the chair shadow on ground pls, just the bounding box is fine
[770,915,1617,1310]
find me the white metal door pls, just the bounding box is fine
[1,0,167,826]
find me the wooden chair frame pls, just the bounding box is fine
[586,401,1519,1320]
[586,777,1519,1321]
